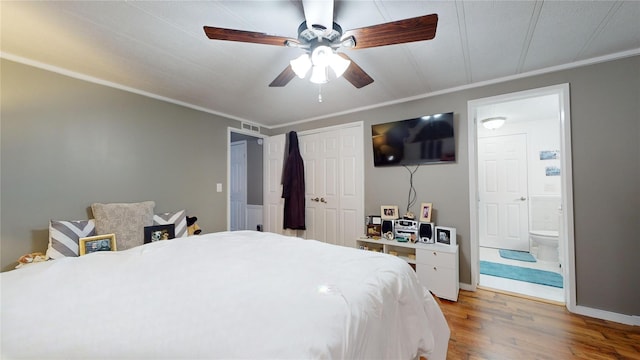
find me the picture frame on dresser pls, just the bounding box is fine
[419,202,433,223]
[380,205,399,220]
[144,224,175,244]
[79,234,117,256]
[435,226,456,246]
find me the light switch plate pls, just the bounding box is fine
[216,183,222,192]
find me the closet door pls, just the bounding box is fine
[299,123,363,248]
[300,130,340,245]
[263,123,364,248]
[263,134,286,234]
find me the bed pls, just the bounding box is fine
[1,231,450,359]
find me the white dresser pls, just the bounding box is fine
[356,238,459,301]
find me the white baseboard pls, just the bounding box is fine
[571,305,640,326]
[459,282,475,291]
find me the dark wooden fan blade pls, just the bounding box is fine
[338,53,374,88]
[204,26,295,46]
[269,65,296,87]
[342,14,438,49]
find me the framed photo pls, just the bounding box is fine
[419,202,433,222]
[539,150,559,160]
[79,234,117,256]
[435,226,457,246]
[144,224,176,244]
[380,205,399,220]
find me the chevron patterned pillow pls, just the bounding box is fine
[47,219,96,259]
[153,210,188,238]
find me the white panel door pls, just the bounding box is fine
[478,134,529,251]
[230,141,247,231]
[336,125,364,249]
[300,130,340,245]
[263,134,286,234]
[263,124,364,247]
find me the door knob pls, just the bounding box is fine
[320,197,327,203]
[311,197,319,202]
[520,197,527,201]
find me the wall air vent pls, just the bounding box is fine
[241,122,261,133]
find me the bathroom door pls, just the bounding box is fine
[230,141,247,231]
[478,134,529,251]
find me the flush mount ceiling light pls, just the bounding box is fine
[481,116,506,130]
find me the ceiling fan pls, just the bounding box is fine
[203,0,438,89]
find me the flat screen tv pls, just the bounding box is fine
[371,112,455,167]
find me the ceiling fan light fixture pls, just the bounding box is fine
[309,65,328,84]
[329,52,350,78]
[290,54,312,78]
[311,45,332,67]
[340,36,356,48]
[481,116,506,130]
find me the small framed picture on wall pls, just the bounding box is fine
[419,202,433,223]
[435,226,457,246]
[380,205,399,220]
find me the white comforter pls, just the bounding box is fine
[1,231,449,359]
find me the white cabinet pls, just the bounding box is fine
[356,238,459,301]
[415,246,459,301]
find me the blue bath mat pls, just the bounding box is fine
[499,249,536,262]
[480,261,563,288]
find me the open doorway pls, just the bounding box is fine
[228,129,265,231]
[468,84,575,307]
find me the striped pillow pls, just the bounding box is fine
[47,219,96,259]
[153,210,188,238]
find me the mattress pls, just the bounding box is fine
[1,230,449,359]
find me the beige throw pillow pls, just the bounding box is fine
[91,201,155,251]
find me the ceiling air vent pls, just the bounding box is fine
[241,122,261,133]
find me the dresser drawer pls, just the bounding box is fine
[416,248,456,268]
[416,265,458,301]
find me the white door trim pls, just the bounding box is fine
[467,84,576,311]
[227,128,267,231]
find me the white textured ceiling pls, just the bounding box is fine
[2,1,639,128]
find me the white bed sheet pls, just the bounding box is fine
[1,231,449,359]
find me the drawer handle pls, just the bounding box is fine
[433,251,437,256]
[433,266,437,271]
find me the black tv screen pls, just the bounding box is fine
[372,112,455,167]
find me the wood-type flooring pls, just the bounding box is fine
[436,289,640,359]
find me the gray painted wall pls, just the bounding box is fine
[1,59,239,270]
[274,56,640,316]
[2,56,638,317]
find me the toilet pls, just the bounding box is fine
[529,230,559,262]
[529,195,561,262]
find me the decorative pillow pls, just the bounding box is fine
[47,219,96,259]
[91,201,155,251]
[153,210,188,238]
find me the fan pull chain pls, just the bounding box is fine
[318,85,323,103]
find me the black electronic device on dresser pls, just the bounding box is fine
[418,222,436,244]
[381,220,394,235]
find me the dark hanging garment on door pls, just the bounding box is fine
[282,131,306,230]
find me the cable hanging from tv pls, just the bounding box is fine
[403,164,420,216]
